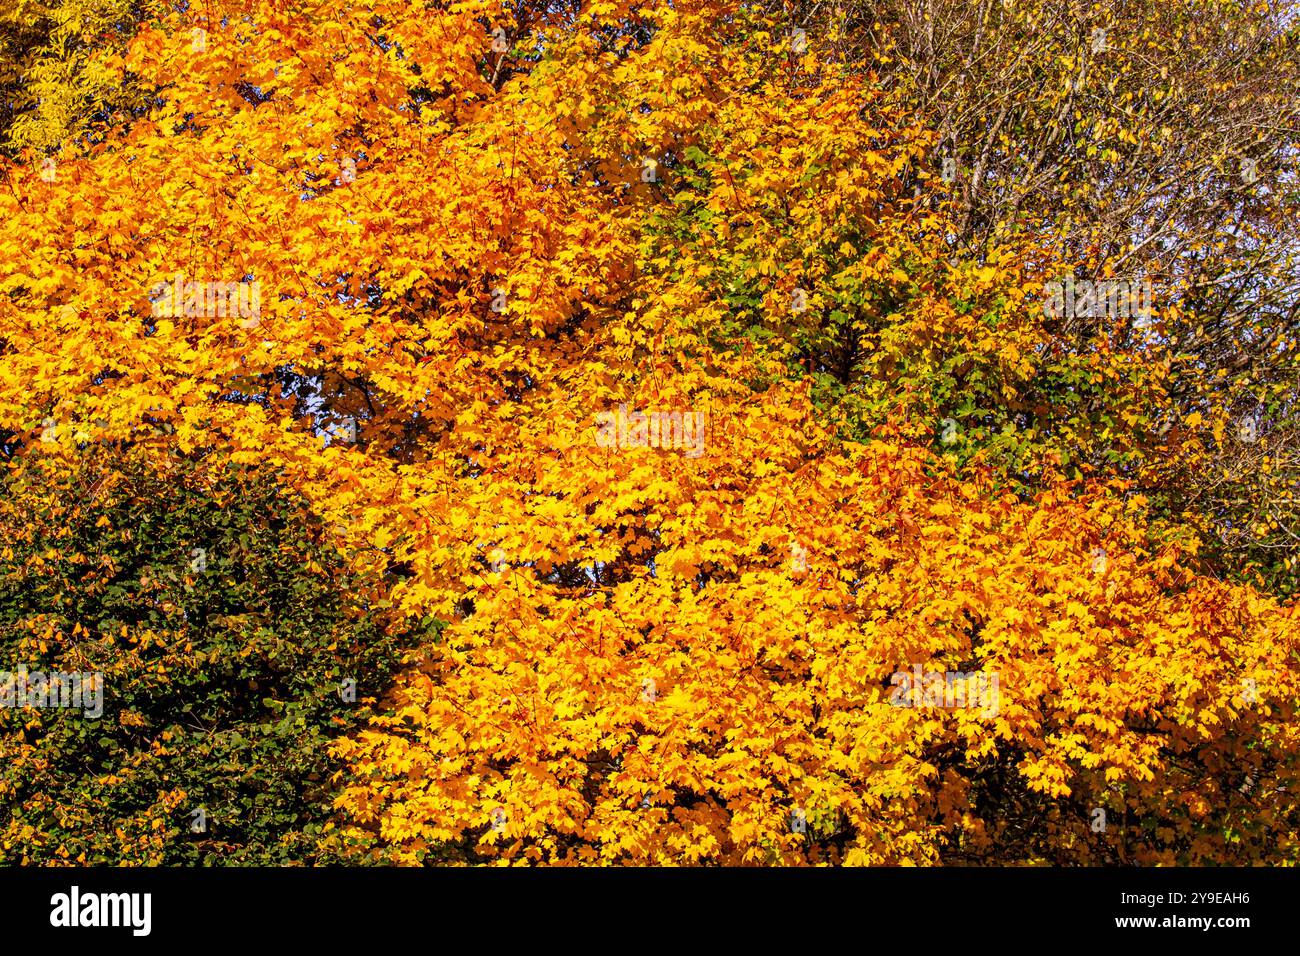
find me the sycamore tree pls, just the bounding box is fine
[0,0,1296,865]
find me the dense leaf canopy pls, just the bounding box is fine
[1,0,1297,865]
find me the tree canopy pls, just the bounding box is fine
[1,0,1297,865]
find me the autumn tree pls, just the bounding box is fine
[784,0,1300,590]
[0,0,1294,865]
[0,0,160,153]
